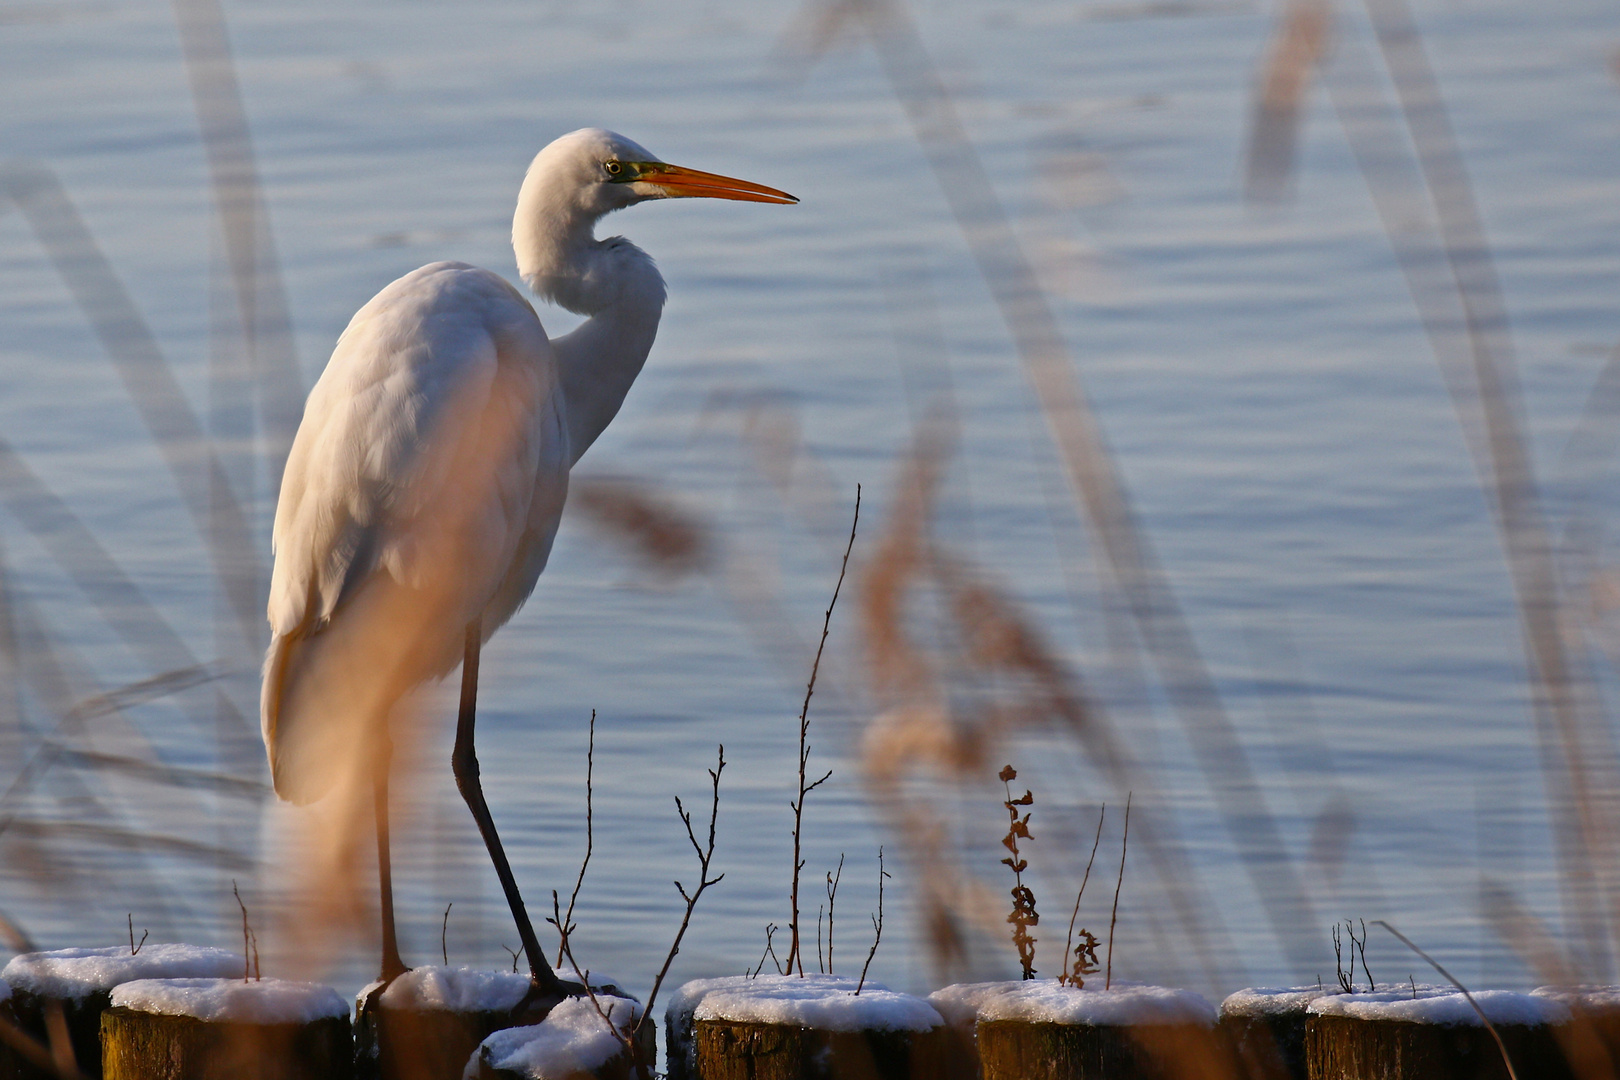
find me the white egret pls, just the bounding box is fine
[260,128,795,1000]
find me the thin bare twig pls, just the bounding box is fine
[855,847,889,994]
[551,892,638,1067]
[753,923,781,978]
[636,746,727,1044]
[555,710,596,966]
[1106,793,1131,989]
[1062,804,1105,987]
[787,486,861,975]
[825,854,843,974]
[441,902,452,966]
[127,913,147,955]
[1373,921,1519,1080]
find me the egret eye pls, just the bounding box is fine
[604,160,624,177]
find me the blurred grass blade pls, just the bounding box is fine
[785,0,1322,972]
[1244,0,1332,202]
[1330,0,1620,972]
[172,0,305,495]
[0,434,257,744]
[0,164,262,651]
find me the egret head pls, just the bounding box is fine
[514,128,796,308]
[519,127,797,226]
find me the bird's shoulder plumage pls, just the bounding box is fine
[262,261,570,799]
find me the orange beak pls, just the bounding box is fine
[639,163,798,204]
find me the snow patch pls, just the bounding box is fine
[111,978,348,1025]
[931,980,1215,1028]
[1308,987,1570,1026]
[369,965,631,1014]
[468,995,640,1079]
[1,945,242,1002]
[679,974,941,1032]
[1220,986,1333,1018]
[667,974,941,1077]
[1533,985,1620,1012]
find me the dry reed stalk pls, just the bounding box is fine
[0,164,261,647]
[172,0,304,496]
[571,476,713,578]
[784,0,1321,975]
[1245,0,1333,201]
[1324,0,1620,970]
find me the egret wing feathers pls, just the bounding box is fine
[263,263,567,803]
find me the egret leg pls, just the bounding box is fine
[374,727,408,982]
[451,618,565,996]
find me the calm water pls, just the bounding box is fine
[3,0,1620,1014]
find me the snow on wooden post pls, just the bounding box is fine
[1,944,241,1079]
[1217,986,1330,1080]
[354,967,557,1080]
[1305,987,1573,1080]
[930,980,1227,1080]
[667,975,964,1080]
[1532,985,1620,1078]
[99,977,351,1080]
[467,995,648,1080]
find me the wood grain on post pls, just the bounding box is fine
[977,1019,1233,1080]
[99,1006,353,1080]
[1305,1014,1574,1080]
[356,1002,524,1080]
[687,1019,965,1080]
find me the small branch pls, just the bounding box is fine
[787,485,860,976]
[636,745,727,1044]
[127,914,147,956]
[826,854,843,974]
[501,944,520,973]
[753,924,781,978]
[1061,804,1105,987]
[231,881,257,981]
[556,711,596,967]
[442,902,452,966]
[552,892,638,1068]
[1373,920,1519,1080]
[855,847,888,995]
[1105,793,1131,990]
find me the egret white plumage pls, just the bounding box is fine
[260,128,795,999]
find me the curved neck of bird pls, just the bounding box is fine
[515,191,668,466]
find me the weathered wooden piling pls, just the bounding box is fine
[931,980,1225,1080]
[668,974,960,1080]
[1533,985,1620,1079]
[0,944,241,1079]
[468,995,648,1080]
[1305,987,1574,1080]
[100,977,351,1080]
[1217,986,1328,1080]
[354,968,542,1080]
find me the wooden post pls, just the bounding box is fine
[356,999,529,1080]
[1305,1014,1573,1080]
[100,1006,352,1080]
[1,944,242,1080]
[685,1019,961,1080]
[976,1019,1232,1080]
[1217,988,1326,1080]
[1533,987,1620,1078]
